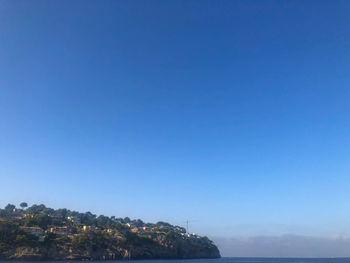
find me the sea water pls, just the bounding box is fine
[2,258,350,263]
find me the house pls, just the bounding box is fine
[133,226,152,234]
[23,214,35,218]
[82,225,98,231]
[181,233,197,239]
[11,208,24,220]
[49,226,70,236]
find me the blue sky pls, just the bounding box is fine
[1,0,350,252]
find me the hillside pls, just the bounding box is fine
[0,203,220,260]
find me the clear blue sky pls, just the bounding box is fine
[1,0,350,243]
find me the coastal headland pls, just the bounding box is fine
[0,203,220,260]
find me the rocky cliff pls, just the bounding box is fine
[1,238,220,260]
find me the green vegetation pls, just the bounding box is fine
[0,203,220,260]
[0,221,37,252]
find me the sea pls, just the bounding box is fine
[2,258,350,263]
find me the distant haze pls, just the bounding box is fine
[213,235,350,258]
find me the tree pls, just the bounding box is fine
[134,219,144,227]
[4,204,15,212]
[20,202,28,210]
[26,204,51,215]
[24,214,51,230]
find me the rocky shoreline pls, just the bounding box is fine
[0,242,220,260]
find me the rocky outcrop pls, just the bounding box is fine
[2,241,220,260]
[1,232,220,260]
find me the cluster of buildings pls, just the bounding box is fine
[9,207,199,242]
[18,214,98,241]
[19,226,72,240]
[129,224,198,239]
[19,224,102,241]
[49,226,71,236]
[181,232,201,239]
[131,226,154,233]
[82,225,99,231]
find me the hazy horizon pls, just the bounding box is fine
[1,0,350,257]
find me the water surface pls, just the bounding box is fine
[3,258,350,263]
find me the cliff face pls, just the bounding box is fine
[1,235,220,260]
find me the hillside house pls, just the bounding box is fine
[49,226,70,235]
[82,225,98,231]
[11,208,24,220]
